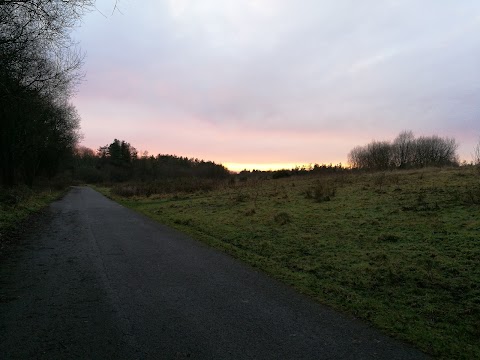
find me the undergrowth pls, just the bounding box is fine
[0,185,66,251]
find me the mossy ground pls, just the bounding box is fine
[98,167,480,359]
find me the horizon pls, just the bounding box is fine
[79,136,469,173]
[74,1,480,168]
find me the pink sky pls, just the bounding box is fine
[73,1,480,170]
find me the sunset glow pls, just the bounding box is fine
[73,1,480,165]
[223,163,311,173]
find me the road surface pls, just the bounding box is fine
[0,187,426,359]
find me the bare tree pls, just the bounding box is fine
[473,137,480,166]
[0,0,92,186]
[392,130,415,168]
[413,136,458,168]
[348,146,367,169]
[366,141,392,170]
[348,142,392,170]
[348,131,459,171]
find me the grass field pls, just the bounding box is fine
[98,166,480,359]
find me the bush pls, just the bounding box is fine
[272,170,291,179]
[111,184,138,197]
[378,234,400,242]
[234,193,249,203]
[0,186,33,207]
[464,184,480,205]
[245,208,256,216]
[305,179,336,202]
[274,212,291,225]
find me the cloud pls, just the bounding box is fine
[74,0,480,165]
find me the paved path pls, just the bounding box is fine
[0,187,426,359]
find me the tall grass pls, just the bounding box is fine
[110,178,226,197]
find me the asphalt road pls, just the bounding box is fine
[0,186,427,359]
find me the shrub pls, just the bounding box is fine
[378,234,400,242]
[373,172,387,190]
[234,193,249,203]
[174,218,192,225]
[0,186,33,207]
[111,184,138,197]
[272,170,291,179]
[274,212,291,225]
[464,184,480,205]
[245,208,256,216]
[305,179,336,202]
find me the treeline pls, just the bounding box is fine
[74,139,231,183]
[238,163,346,180]
[0,1,91,187]
[348,131,459,170]
[75,140,350,184]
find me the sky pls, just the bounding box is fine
[73,0,480,171]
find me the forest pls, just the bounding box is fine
[74,139,230,184]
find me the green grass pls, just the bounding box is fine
[0,186,67,249]
[97,167,480,359]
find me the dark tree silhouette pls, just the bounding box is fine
[73,140,230,183]
[473,137,480,166]
[348,131,458,170]
[0,0,88,186]
[392,130,415,169]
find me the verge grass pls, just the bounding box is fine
[98,167,480,359]
[0,186,67,251]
